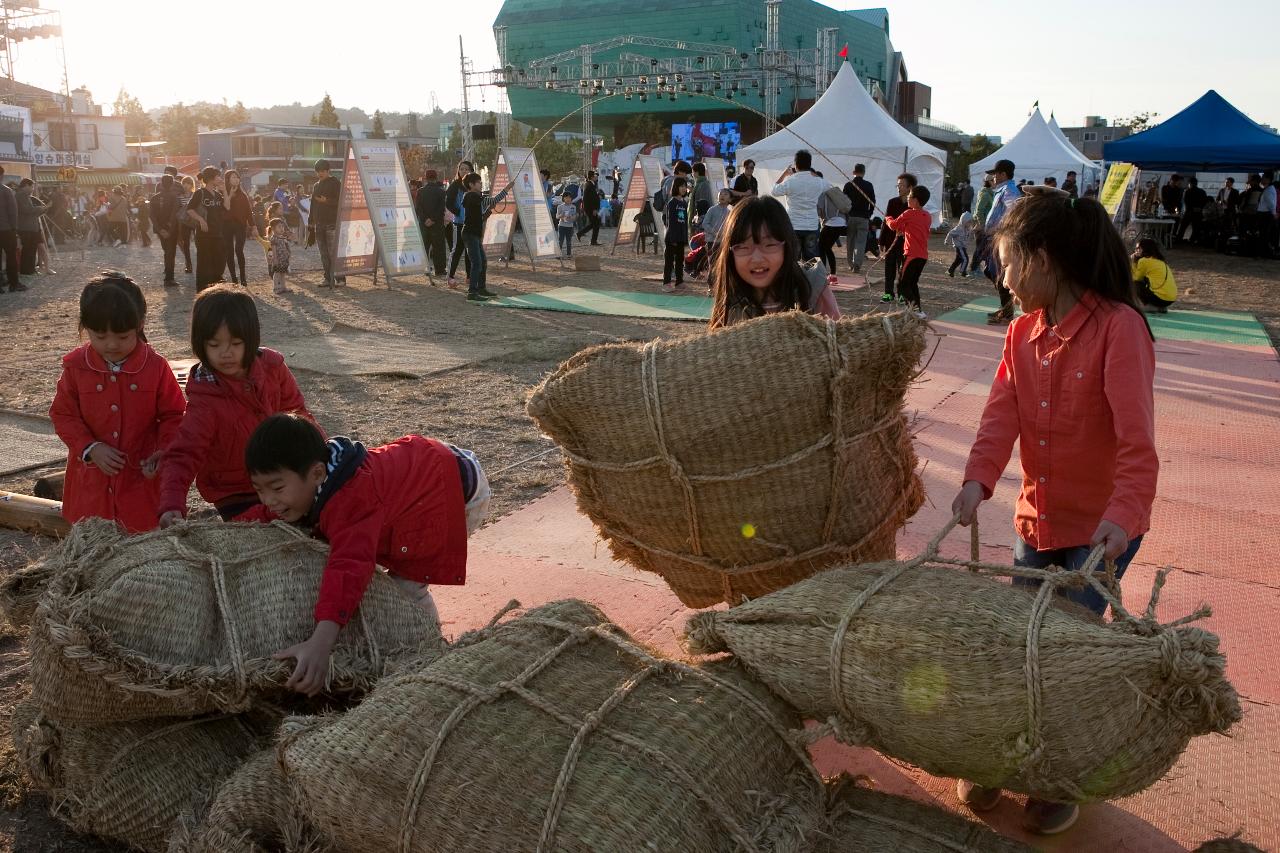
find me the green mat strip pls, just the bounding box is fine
[480,286,711,321]
[937,296,1271,347]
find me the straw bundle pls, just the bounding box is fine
[0,515,106,630]
[815,776,1032,853]
[29,518,444,723]
[685,522,1241,803]
[11,701,273,853]
[1192,839,1266,853]
[169,749,327,853]
[280,599,827,853]
[527,311,925,607]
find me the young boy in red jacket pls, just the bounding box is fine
[884,185,933,319]
[237,413,491,695]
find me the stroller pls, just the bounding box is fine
[684,231,709,279]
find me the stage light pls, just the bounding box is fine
[727,91,734,100]
[550,66,558,75]
[640,93,648,103]
[695,83,703,94]
[675,74,684,83]
[545,82,554,90]
[625,92,632,101]
[696,56,705,65]
[639,75,648,84]
[657,75,666,85]
[650,59,658,67]
[592,63,600,71]
[606,88,614,96]
[615,77,623,86]
[752,79,759,88]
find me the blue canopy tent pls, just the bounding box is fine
[1104,90,1280,171]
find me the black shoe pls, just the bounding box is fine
[9,282,28,292]
[163,279,178,288]
[184,267,193,274]
[466,292,492,302]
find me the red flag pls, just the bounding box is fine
[838,44,848,59]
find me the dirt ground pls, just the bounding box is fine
[0,226,1275,851]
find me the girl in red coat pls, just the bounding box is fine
[158,284,316,524]
[50,273,187,532]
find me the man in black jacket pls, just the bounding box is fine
[150,174,182,286]
[0,166,20,291]
[842,163,875,272]
[414,169,448,277]
[576,171,602,244]
[1160,175,1184,218]
[1177,176,1208,243]
[310,158,346,286]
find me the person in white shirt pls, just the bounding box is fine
[772,149,829,260]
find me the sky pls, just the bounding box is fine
[11,0,1279,139]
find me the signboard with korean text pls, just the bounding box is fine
[611,157,647,253]
[484,147,557,269]
[335,145,376,276]
[638,154,667,244]
[346,139,427,277]
[703,157,729,193]
[483,150,516,261]
[1100,162,1136,217]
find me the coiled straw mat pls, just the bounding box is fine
[11,701,274,853]
[169,748,327,853]
[685,517,1242,804]
[279,599,828,853]
[29,518,445,723]
[527,310,926,608]
[814,775,1032,853]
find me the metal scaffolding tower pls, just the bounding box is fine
[764,0,781,136]
[459,36,473,161]
[816,27,839,97]
[493,26,511,148]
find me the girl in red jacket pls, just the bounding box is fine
[50,273,187,532]
[158,284,316,524]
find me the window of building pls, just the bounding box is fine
[48,121,76,150]
[1102,133,1112,141]
[1083,131,1098,142]
[81,123,99,150]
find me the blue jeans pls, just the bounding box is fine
[795,229,819,261]
[463,233,486,293]
[1011,535,1144,616]
[558,225,573,256]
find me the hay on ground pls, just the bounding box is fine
[684,524,1241,803]
[29,518,445,723]
[527,311,926,607]
[11,701,274,853]
[280,599,826,853]
[815,775,1032,852]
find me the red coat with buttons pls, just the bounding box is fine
[237,436,468,625]
[158,348,315,516]
[49,342,187,532]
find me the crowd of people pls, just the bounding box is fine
[1140,171,1279,257]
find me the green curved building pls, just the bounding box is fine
[493,1,910,142]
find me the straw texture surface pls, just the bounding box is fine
[11,701,273,853]
[280,599,827,853]
[169,748,327,853]
[29,518,444,723]
[527,311,925,607]
[685,525,1241,803]
[814,776,1032,853]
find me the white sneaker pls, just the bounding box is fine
[913,310,928,320]
[113,239,123,248]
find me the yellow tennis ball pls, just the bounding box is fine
[741,523,756,539]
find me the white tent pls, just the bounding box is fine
[1047,114,1090,161]
[738,62,947,223]
[970,109,1101,188]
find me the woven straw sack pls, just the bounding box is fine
[527,310,926,608]
[11,701,273,853]
[29,518,445,723]
[169,748,328,853]
[280,599,827,853]
[814,776,1032,853]
[685,530,1242,804]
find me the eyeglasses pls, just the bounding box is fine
[729,240,785,256]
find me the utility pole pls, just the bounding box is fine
[459,36,473,162]
[580,44,593,174]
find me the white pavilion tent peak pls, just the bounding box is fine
[970,109,1101,189]
[737,61,947,225]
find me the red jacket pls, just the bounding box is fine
[237,436,468,625]
[49,342,187,532]
[158,347,314,515]
[885,207,932,262]
[963,292,1158,548]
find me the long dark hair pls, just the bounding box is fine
[1135,237,1165,262]
[709,196,811,330]
[994,194,1153,340]
[79,271,146,339]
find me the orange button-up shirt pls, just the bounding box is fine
[963,292,1158,549]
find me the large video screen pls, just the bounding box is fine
[670,122,741,163]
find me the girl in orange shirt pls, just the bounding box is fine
[950,190,1157,834]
